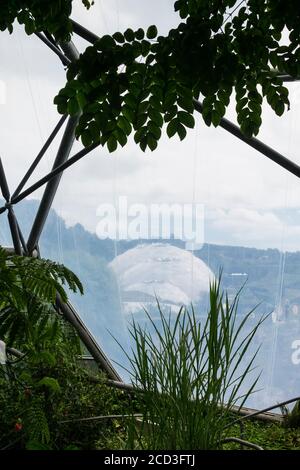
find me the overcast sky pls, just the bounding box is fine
[1,0,300,251]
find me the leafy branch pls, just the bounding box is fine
[0,1,299,151]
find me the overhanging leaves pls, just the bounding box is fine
[1,1,298,152]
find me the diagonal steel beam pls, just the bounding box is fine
[0,158,22,254]
[26,40,81,255]
[56,295,121,380]
[9,102,300,210]
[7,208,22,255]
[16,219,28,255]
[35,32,71,66]
[71,19,99,44]
[0,158,10,202]
[1,36,122,383]
[12,141,99,205]
[12,114,68,200]
[26,114,79,253]
[193,100,300,179]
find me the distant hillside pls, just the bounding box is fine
[1,199,300,407]
[1,198,300,319]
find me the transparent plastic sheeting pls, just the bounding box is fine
[1,3,300,411]
[35,91,300,411]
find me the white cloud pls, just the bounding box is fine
[1,1,300,251]
[206,207,300,251]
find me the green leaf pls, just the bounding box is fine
[124,28,135,42]
[146,25,158,40]
[135,28,144,40]
[38,351,56,367]
[88,121,100,140]
[146,53,155,65]
[138,101,149,114]
[123,93,138,109]
[174,1,181,12]
[177,111,195,128]
[141,40,151,56]
[275,101,285,116]
[241,121,255,138]
[98,35,115,50]
[272,30,281,41]
[248,100,261,114]
[81,130,93,147]
[218,90,231,106]
[122,106,135,123]
[54,94,67,105]
[211,110,221,127]
[57,102,67,114]
[148,121,161,140]
[149,95,162,111]
[113,32,124,43]
[76,92,87,108]
[148,108,163,127]
[236,96,248,113]
[37,377,61,393]
[134,126,147,143]
[67,97,79,116]
[131,73,143,88]
[235,83,247,100]
[136,113,148,127]
[117,116,132,136]
[269,51,279,68]
[151,85,163,101]
[26,441,52,451]
[167,118,178,138]
[176,122,187,140]
[115,128,127,147]
[178,96,194,113]
[147,134,158,151]
[140,137,147,152]
[107,135,118,153]
[24,19,35,35]
[164,93,177,110]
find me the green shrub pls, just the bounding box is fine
[120,277,266,450]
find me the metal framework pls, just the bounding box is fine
[0,19,300,384]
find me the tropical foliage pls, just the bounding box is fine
[0,1,299,151]
[119,278,266,449]
[0,246,82,348]
[0,246,129,449]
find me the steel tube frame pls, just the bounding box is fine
[0,158,10,202]
[3,18,300,388]
[12,114,68,200]
[12,141,99,205]
[16,220,28,255]
[26,40,81,254]
[17,38,119,380]
[35,32,71,66]
[0,159,22,254]
[26,115,79,253]
[56,295,121,380]
[194,100,300,178]
[71,19,99,44]
[7,208,22,255]
[9,103,300,208]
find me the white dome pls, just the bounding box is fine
[110,243,214,306]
